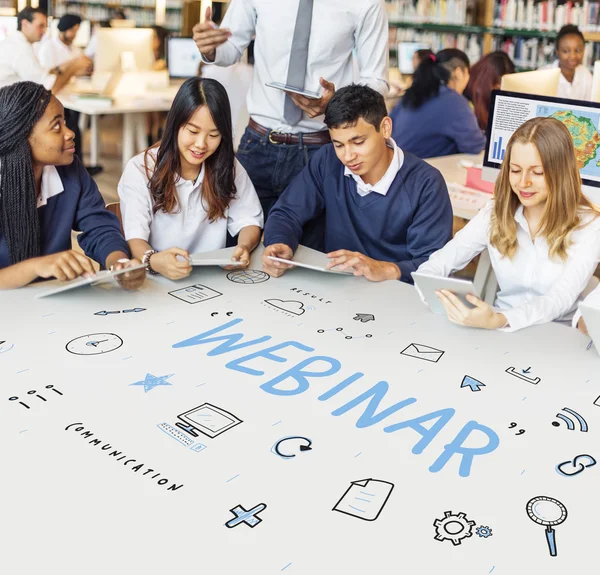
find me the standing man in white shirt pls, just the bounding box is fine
[0,8,90,93]
[192,0,388,248]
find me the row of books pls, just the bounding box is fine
[493,34,599,67]
[393,27,483,61]
[493,0,600,31]
[56,4,182,30]
[385,0,474,25]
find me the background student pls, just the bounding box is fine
[146,25,170,148]
[0,82,144,290]
[412,48,434,73]
[0,8,90,92]
[464,51,515,131]
[540,25,593,101]
[118,78,263,280]
[390,49,485,158]
[262,85,452,283]
[416,117,600,331]
[192,1,389,247]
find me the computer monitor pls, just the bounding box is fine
[483,90,600,203]
[500,68,561,97]
[94,28,154,74]
[168,37,201,78]
[397,42,430,74]
[0,15,17,43]
[109,19,136,28]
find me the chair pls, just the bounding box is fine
[106,202,124,234]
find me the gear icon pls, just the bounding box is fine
[476,525,493,538]
[434,511,476,546]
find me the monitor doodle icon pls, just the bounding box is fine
[175,403,242,439]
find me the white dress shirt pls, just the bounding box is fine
[202,0,389,133]
[0,32,56,90]
[37,166,65,208]
[118,150,264,253]
[344,139,404,197]
[38,37,81,70]
[417,201,600,332]
[541,60,593,101]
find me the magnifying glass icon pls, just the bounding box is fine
[526,496,568,557]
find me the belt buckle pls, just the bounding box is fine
[268,129,283,145]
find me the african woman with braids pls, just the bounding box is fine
[118,77,263,280]
[0,81,145,290]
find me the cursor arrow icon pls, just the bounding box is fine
[353,313,375,323]
[461,375,485,392]
[522,367,531,373]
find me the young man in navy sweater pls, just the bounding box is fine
[262,85,453,283]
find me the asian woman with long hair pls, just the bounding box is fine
[118,77,263,280]
[416,117,600,331]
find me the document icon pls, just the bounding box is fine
[401,343,445,363]
[332,478,394,521]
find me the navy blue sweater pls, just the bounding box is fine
[264,145,453,284]
[390,86,486,158]
[0,158,129,270]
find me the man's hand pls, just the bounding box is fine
[34,250,95,281]
[262,244,294,278]
[223,244,251,270]
[436,290,507,330]
[577,316,589,335]
[286,77,335,119]
[326,250,400,282]
[192,7,231,62]
[74,55,93,75]
[111,258,146,291]
[149,247,192,280]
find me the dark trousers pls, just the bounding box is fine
[65,109,83,163]
[236,125,326,251]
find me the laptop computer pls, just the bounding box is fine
[579,303,600,354]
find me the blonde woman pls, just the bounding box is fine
[416,117,600,331]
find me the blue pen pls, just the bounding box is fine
[587,339,594,351]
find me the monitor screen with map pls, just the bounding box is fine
[483,90,600,203]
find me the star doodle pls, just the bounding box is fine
[129,373,174,393]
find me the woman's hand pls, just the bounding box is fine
[33,250,96,281]
[223,244,250,270]
[149,247,192,280]
[436,290,507,329]
[111,258,146,291]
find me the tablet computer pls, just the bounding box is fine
[265,81,320,99]
[411,272,481,315]
[579,303,600,353]
[266,255,354,275]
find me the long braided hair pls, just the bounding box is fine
[0,81,52,264]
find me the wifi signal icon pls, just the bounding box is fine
[552,407,589,432]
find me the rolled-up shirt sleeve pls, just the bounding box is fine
[227,159,264,236]
[117,157,154,242]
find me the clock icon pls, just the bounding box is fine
[66,333,123,356]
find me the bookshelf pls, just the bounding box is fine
[387,0,600,70]
[53,0,184,33]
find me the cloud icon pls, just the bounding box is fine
[263,299,306,316]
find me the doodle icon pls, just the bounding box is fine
[509,422,525,435]
[226,270,270,284]
[0,340,14,354]
[506,367,540,385]
[400,343,444,363]
[552,407,588,432]
[263,299,305,316]
[461,375,485,392]
[526,496,567,557]
[129,373,174,393]
[317,327,372,340]
[332,479,394,521]
[175,402,242,439]
[476,526,493,538]
[169,284,222,304]
[271,436,313,459]
[65,333,123,355]
[433,511,476,546]
[353,313,375,323]
[556,454,597,477]
[225,503,267,528]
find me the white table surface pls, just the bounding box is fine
[2,246,599,574]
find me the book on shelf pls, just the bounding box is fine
[387,0,472,26]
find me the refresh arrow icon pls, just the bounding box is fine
[272,436,313,459]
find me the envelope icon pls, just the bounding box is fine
[401,343,445,363]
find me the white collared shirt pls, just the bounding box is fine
[38,36,81,70]
[202,0,389,133]
[0,32,56,90]
[344,139,404,197]
[541,60,593,101]
[118,150,264,253]
[417,201,600,332]
[37,165,64,208]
